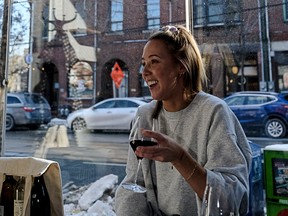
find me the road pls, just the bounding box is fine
[3,127,288,186]
[4,127,129,162]
[4,127,130,186]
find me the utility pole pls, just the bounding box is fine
[239,1,245,92]
[185,0,193,32]
[258,0,272,91]
[0,0,12,156]
[28,0,34,93]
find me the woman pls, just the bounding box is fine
[115,25,252,215]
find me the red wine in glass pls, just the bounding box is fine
[130,140,157,159]
[121,116,157,193]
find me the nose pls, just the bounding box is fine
[142,63,151,76]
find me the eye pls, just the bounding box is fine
[151,59,158,64]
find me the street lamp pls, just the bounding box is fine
[232,66,239,92]
[232,66,239,75]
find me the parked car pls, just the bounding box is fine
[224,91,288,138]
[6,92,52,130]
[66,97,148,131]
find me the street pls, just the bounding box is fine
[4,127,130,186]
[3,127,288,186]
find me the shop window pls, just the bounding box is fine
[69,61,93,99]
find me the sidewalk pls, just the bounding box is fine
[35,122,128,186]
[35,120,129,163]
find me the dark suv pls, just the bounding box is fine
[6,92,52,130]
[224,91,288,138]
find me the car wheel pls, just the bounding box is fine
[72,117,87,131]
[265,118,286,138]
[6,115,15,131]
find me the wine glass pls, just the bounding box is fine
[121,116,157,193]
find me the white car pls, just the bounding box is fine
[66,97,148,131]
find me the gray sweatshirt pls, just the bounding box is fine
[115,91,252,216]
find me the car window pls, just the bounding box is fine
[225,96,245,106]
[116,100,139,108]
[7,96,21,104]
[246,96,261,105]
[246,95,275,105]
[247,96,261,105]
[96,101,117,109]
[266,96,276,103]
[25,94,47,104]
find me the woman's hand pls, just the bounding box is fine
[138,129,207,199]
[135,129,184,163]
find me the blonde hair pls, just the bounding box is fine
[148,25,207,98]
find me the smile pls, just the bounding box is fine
[146,80,158,87]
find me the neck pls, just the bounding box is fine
[163,98,191,112]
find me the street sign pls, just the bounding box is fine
[25,54,33,64]
[110,62,124,89]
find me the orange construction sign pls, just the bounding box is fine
[110,62,124,89]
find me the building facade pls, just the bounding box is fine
[27,0,288,114]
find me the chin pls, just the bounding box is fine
[150,90,164,101]
[151,95,162,101]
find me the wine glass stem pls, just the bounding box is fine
[134,159,142,185]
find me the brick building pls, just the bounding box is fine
[29,0,288,114]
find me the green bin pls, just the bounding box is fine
[264,144,288,216]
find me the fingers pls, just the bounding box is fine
[138,130,180,162]
[135,144,162,160]
[141,129,163,142]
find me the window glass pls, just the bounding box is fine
[0,0,287,215]
[117,100,139,108]
[42,3,49,38]
[7,96,21,104]
[111,0,123,32]
[208,0,224,23]
[225,96,246,105]
[194,0,240,25]
[96,101,117,109]
[284,0,288,21]
[194,0,205,25]
[246,96,266,105]
[147,0,160,29]
[69,61,93,99]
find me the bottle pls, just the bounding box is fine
[0,175,17,216]
[14,176,25,216]
[30,175,51,216]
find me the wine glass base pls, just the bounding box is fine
[121,182,147,193]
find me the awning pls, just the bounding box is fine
[49,0,87,40]
[66,31,96,62]
[48,0,96,62]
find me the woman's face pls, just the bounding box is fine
[141,39,184,101]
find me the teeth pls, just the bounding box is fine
[147,80,158,86]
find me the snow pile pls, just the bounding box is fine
[63,174,119,216]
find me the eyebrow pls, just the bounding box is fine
[142,54,161,60]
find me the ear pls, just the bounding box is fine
[177,62,186,76]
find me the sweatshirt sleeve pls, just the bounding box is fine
[196,102,252,215]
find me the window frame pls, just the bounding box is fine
[193,0,241,27]
[110,0,124,32]
[284,0,288,21]
[146,0,160,30]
